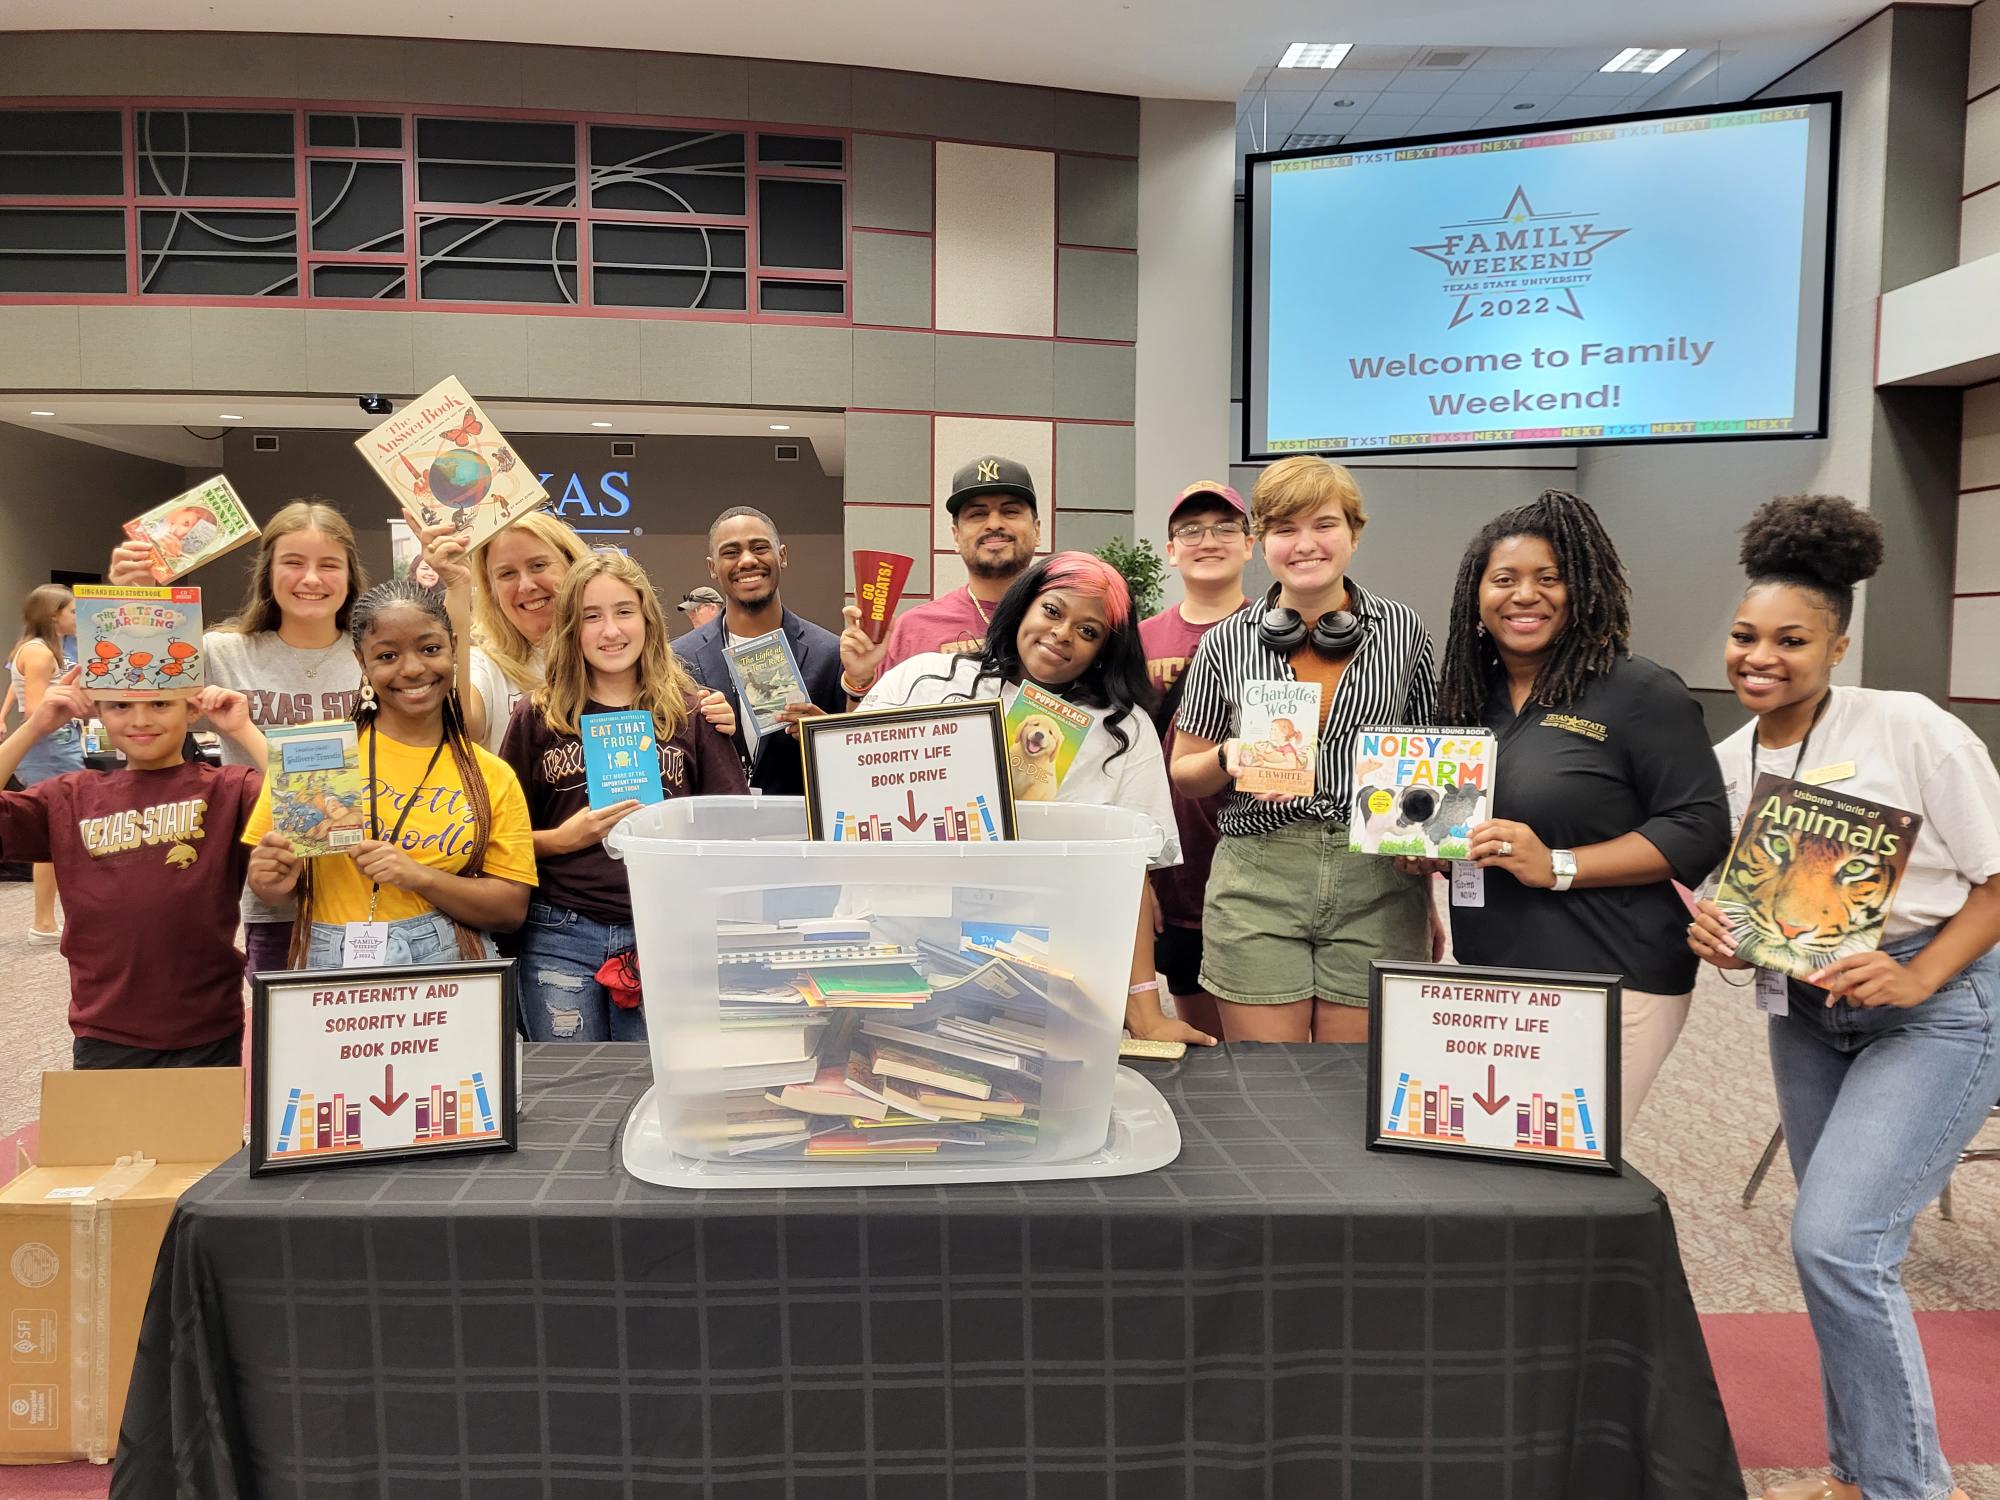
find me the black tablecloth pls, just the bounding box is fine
[112,1044,1738,1499]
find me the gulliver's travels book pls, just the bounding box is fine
[1235,679,1319,797]
[1348,727,1496,858]
[266,721,367,856]
[123,475,259,584]
[353,376,548,550]
[73,586,204,695]
[1713,772,1923,980]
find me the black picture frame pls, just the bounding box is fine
[249,958,519,1176]
[1365,960,1622,1174]
[798,700,1018,842]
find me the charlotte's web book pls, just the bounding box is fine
[123,475,259,584]
[723,629,809,749]
[1713,773,1922,980]
[352,376,548,550]
[1003,682,1090,803]
[73,586,204,695]
[266,722,367,856]
[1348,727,1496,858]
[581,710,665,809]
[1235,679,1318,797]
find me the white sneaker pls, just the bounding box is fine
[27,926,60,944]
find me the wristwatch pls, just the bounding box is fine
[1550,849,1577,892]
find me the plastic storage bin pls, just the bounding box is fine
[606,796,1161,1172]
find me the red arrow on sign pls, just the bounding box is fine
[897,789,929,832]
[369,1064,410,1116]
[1472,1064,1510,1116]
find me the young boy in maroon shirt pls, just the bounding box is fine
[1138,482,1255,1043]
[0,665,267,1067]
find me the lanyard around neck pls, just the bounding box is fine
[363,723,448,919]
[1752,689,1832,785]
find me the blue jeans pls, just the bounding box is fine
[1774,927,2000,1500]
[517,898,644,1042]
[14,723,82,786]
[304,911,493,968]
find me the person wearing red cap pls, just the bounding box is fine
[1139,481,1255,1042]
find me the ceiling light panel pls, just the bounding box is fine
[1279,42,1352,70]
[1601,47,1687,74]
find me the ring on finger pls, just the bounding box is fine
[1497,840,1514,856]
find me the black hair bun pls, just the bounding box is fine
[1738,494,1884,589]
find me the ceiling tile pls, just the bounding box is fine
[1350,45,1421,69]
[1263,68,1337,92]
[1564,71,1644,97]
[1453,68,1529,93]
[1432,92,1506,113]
[1381,70,1457,95]
[1321,69,1404,92]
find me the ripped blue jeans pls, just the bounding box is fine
[516,898,645,1042]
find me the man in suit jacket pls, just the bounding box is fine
[673,506,846,797]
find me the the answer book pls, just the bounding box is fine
[353,375,548,550]
[1235,679,1319,798]
[73,585,204,695]
[123,475,259,584]
[723,629,809,749]
[581,710,665,809]
[1348,727,1496,858]
[266,722,366,856]
[1714,773,1922,980]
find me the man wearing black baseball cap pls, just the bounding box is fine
[838,454,1041,697]
[675,585,723,631]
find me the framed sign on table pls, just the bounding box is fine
[249,959,519,1175]
[799,701,1017,843]
[1367,960,1622,1173]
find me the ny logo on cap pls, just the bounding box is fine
[977,459,1000,483]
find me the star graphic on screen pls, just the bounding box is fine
[1410,187,1630,327]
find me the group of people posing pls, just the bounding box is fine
[2,451,1996,1500]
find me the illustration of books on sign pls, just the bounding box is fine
[1003,682,1089,803]
[73,586,203,695]
[353,375,548,550]
[266,722,366,856]
[1235,679,1319,797]
[581,709,665,809]
[723,628,809,750]
[1713,773,1922,980]
[1348,727,1496,858]
[122,475,258,584]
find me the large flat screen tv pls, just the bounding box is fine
[1242,95,1839,459]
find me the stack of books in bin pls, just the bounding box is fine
[677,918,1071,1160]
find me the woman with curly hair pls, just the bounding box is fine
[1689,495,2000,1500]
[1435,489,1730,1132]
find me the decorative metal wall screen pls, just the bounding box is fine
[0,102,846,317]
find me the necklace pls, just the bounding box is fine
[288,634,346,680]
[969,592,994,628]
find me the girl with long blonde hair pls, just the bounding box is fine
[499,551,746,1041]
[9,584,81,938]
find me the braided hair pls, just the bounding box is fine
[1437,489,1630,722]
[1738,494,1883,632]
[287,578,494,966]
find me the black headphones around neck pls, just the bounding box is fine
[1257,584,1365,657]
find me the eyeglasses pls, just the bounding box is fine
[1170,521,1249,543]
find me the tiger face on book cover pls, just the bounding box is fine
[1714,772,1923,980]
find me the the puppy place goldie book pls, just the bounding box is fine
[1713,772,1922,980]
[1003,682,1089,803]
[1236,679,1318,797]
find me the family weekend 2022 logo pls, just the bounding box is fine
[1409,186,1629,329]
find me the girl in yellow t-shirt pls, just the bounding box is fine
[246,578,537,968]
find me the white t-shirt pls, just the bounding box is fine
[470,643,543,755]
[862,652,1183,870]
[1713,687,2000,941]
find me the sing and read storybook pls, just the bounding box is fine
[724,629,810,749]
[1713,773,1923,980]
[266,721,367,856]
[1348,727,1496,858]
[1003,682,1090,803]
[353,376,548,550]
[73,585,203,695]
[581,709,665,809]
[123,475,258,584]
[1235,679,1319,797]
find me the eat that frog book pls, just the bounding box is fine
[1713,772,1922,980]
[581,709,665,809]
[73,585,204,695]
[1348,727,1496,858]
[122,475,259,584]
[1235,679,1318,797]
[353,375,548,550]
[266,721,367,856]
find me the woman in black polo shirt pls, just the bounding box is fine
[1436,490,1730,1131]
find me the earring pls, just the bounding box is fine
[1476,621,1487,637]
[360,680,377,710]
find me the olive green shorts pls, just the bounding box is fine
[1199,819,1430,1008]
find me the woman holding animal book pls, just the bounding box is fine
[500,552,746,1042]
[1434,489,1729,1131]
[860,551,1204,1046]
[1687,495,2000,1500]
[1170,457,1440,1045]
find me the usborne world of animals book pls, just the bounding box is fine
[266,721,366,856]
[1713,772,1922,980]
[1236,679,1319,798]
[1347,727,1495,858]
[353,375,548,550]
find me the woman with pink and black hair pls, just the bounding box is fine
[862,551,1211,1046]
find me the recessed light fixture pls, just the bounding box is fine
[768,423,791,431]
[1330,99,1355,108]
[29,409,55,418]
[1512,102,1537,111]
[218,413,243,421]
[590,420,613,428]
[1601,46,1687,74]
[1278,42,1352,70]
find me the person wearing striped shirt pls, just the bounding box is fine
[1170,457,1441,1044]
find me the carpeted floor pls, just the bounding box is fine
[1,881,1995,1497]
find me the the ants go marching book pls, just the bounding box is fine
[122,475,259,584]
[266,722,367,856]
[1713,773,1922,980]
[1235,679,1319,797]
[73,585,204,695]
[1348,727,1496,858]
[353,376,548,550]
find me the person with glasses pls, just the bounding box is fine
[1139,482,1256,1043]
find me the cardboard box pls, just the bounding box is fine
[1,1067,244,1464]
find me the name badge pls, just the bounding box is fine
[342,922,391,968]
[1753,967,1789,1017]
[1450,860,1485,908]
[1800,761,1856,786]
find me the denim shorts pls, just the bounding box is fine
[13,723,83,787]
[304,910,494,969]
